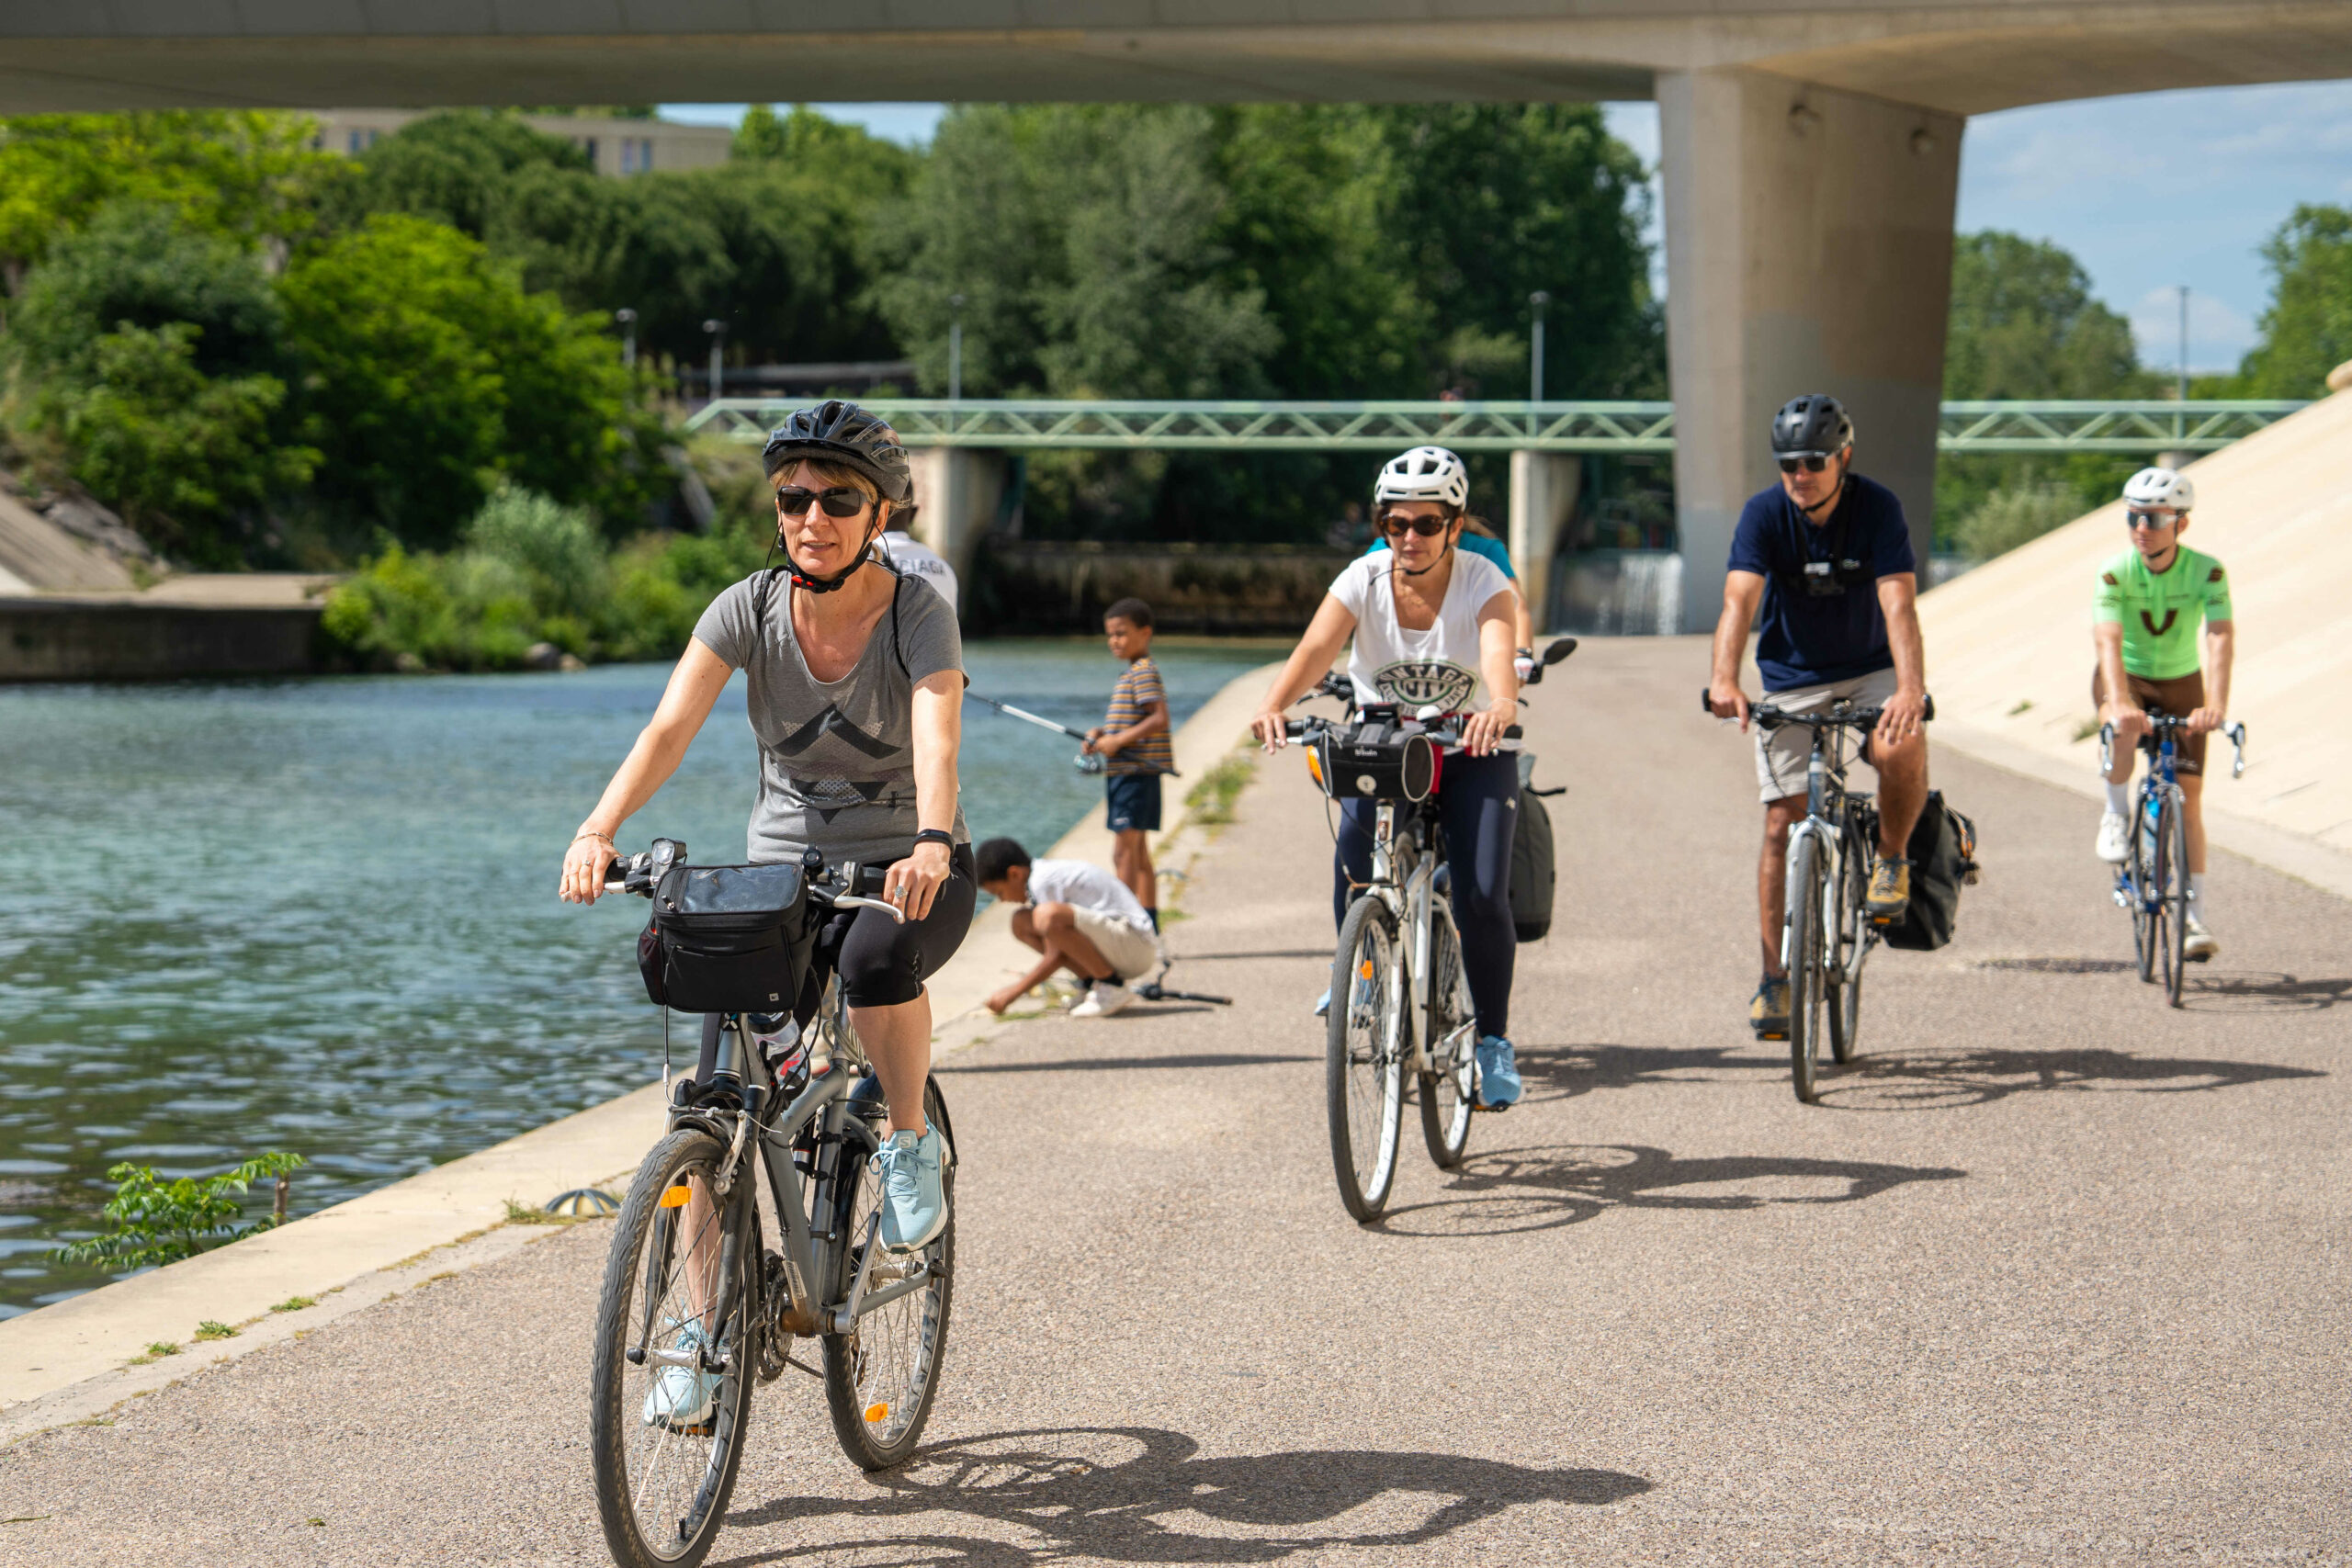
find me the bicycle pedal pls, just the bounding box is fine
[1754,1028,1790,1042]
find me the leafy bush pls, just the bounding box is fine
[53,1152,306,1271]
[466,486,605,615]
[1955,481,2086,562]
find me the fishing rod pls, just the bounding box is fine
[967,692,1179,776]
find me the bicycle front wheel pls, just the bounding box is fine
[2130,799,2157,983]
[825,1077,955,1471]
[1786,834,1827,1104]
[1826,829,1867,1066]
[2155,785,2189,1008]
[590,1127,757,1568]
[1419,899,1475,1169]
[1328,895,1404,1221]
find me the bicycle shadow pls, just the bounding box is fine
[1814,1043,2322,1111]
[718,1425,1649,1565]
[1507,1043,1781,1107]
[1369,1142,1962,1237]
[939,1051,1314,1077]
[2178,970,2352,1014]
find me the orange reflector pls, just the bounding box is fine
[658,1186,693,1209]
[1306,750,1324,788]
[1358,959,1375,980]
[865,1402,890,1425]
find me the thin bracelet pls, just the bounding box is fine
[573,829,615,846]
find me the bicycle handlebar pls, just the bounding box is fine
[1283,715,1522,747]
[2100,714,2249,778]
[601,840,909,923]
[1701,687,1935,728]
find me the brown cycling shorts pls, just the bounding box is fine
[2091,668,2207,774]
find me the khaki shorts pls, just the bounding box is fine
[1069,905,1159,981]
[2092,668,2207,775]
[1754,667,1899,802]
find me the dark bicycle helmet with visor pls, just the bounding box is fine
[761,399,913,503]
[1770,393,1853,458]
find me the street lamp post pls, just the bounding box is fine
[948,293,966,403]
[1529,290,1550,405]
[614,308,637,371]
[701,318,726,402]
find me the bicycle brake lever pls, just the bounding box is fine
[831,892,908,925]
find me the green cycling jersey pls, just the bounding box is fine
[2093,544,2233,681]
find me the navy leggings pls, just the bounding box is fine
[1333,750,1518,1039]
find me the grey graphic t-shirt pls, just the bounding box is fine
[693,566,969,867]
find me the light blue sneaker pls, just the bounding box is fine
[1313,988,1331,1018]
[873,1125,947,1254]
[641,1319,718,1429]
[1474,1035,1521,1111]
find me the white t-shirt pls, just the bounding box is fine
[1328,549,1514,713]
[1026,859,1153,934]
[880,532,958,613]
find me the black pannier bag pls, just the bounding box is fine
[1309,710,1438,803]
[638,863,815,1012]
[1880,791,1980,953]
[1509,786,1557,942]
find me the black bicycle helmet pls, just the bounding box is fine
[1770,393,1853,457]
[760,399,913,503]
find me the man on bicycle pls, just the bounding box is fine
[1706,394,1931,1040]
[2092,467,2233,961]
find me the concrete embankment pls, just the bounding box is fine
[971,538,1351,634]
[0,581,334,681]
[0,660,1277,1437]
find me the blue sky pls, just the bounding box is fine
[663,82,2352,375]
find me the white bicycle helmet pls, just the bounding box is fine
[2122,467,2195,512]
[1374,446,1469,511]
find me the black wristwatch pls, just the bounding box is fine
[911,829,956,849]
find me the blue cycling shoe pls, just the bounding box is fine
[1473,1035,1521,1111]
[874,1124,948,1254]
[641,1319,719,1429]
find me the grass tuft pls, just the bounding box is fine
[193,1321,236,1342]
[269,1295,316,1314]
[2071,717,2103,742]
[2007,698,2033,716]
[1183,747,1257,827]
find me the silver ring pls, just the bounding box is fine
[892,886,908,901]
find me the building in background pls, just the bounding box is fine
[307,110,730,175]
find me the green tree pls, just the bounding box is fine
[1944,231,2152,399]
[327,111,591,241]
[53,1153,306,1271]
[0,111,331,288]
[279,214,654,546]
[2237,204,2352,396]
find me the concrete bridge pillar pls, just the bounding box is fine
[1658,68,1962,632]
[1508,451,1581,633]
[902,446,1008,592]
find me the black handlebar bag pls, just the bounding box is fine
[638,863,816,1012]
[1309,713,1439,804]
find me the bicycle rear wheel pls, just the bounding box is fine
[1419,899,1475,1169]
[1786,834,1827,1104]
[591,1128,757,1568]
[1328,896,1404,1221]
[825,1077,955,1471]
[1826,828,1868,1066]
[2155,785,2189,1008]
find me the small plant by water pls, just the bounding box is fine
[51,1152,306,1270]
[270,1295,316,1314]
[194,1321,237,1341]
[1184,748,1257,827]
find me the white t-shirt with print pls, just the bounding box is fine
[880,532,958,613]
[1026,859,1153,934]
[1328,548,1514,714]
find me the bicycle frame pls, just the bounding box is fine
[1781,716,1873,976]
[1361,800,1452,1076]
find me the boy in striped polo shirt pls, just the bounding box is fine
[1085,597,1173,931]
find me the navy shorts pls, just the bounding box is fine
[1105,773,1162,833]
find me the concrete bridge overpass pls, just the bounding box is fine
[6,3,2349,629]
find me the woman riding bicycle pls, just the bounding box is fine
[1250,446,1525,1110]
[559,399,973,1258]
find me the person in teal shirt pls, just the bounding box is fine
[2091,467,2235,961]
[1367,515,1539,671]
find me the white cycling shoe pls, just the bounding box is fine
[2095,812,2130,863]
[2182,914,2218,963]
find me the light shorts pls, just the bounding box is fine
[1754,667,1899,803]
[1069,905,1159,981]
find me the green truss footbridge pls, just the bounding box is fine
[681,399,2307,455]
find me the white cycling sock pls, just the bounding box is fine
[2188,873,2206,915]
[2103,782,2131,816]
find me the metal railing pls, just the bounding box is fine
[681,398,2309,455]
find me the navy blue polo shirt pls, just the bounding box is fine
[1727,472,1917,692]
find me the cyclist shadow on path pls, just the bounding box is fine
[1813,1044,2322,1111]
[718,1425,1650,1566]
[1370,1142,1963,1237]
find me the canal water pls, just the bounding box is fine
[0,639,1275,1316]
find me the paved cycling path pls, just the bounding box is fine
[5,637,2346,1565]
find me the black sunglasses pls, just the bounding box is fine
[1379,512,1453,538]
[775,486,871,519]
[1777,454,1833,475]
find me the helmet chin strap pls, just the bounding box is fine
[781,518,882,594]
[1396,543,1454,578]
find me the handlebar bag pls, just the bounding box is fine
[639,863,815,1013]
[1309,719,1438,804]
[1880,791,1981,953]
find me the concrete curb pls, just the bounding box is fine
[1935,717,2352,903]
[0,660,1282,1435]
